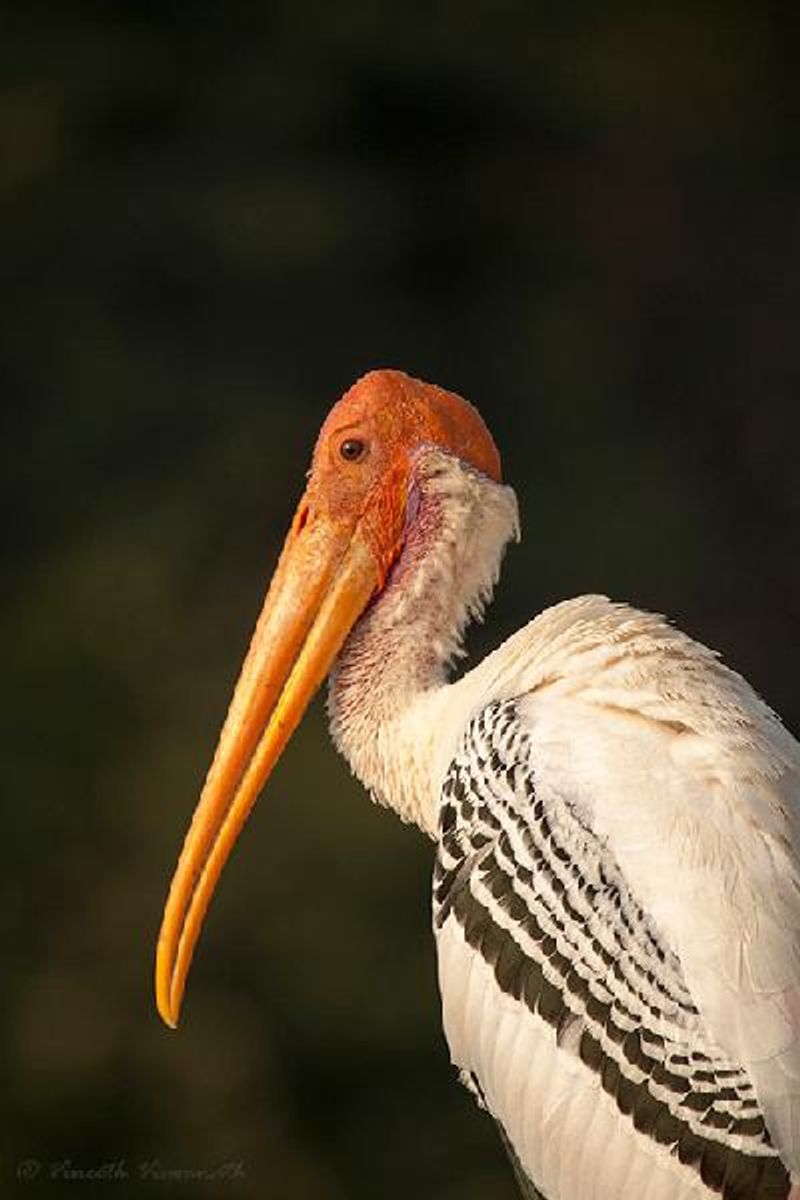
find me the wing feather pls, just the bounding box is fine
[433,624,798,1200]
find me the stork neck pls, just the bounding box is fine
[328,450,519,834]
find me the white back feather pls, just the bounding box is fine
[465,596,800,1174]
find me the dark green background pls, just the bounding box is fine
[3,4,798,1198]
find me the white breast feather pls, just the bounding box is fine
[440,595,800,1180]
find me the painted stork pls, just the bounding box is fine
[156,369,800,1200]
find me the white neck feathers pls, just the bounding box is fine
[327,448,519,834]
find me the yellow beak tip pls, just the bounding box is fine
[156,997,180,1030]
[155,956,182,1029]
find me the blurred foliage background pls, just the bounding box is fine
[2,3,798,1198]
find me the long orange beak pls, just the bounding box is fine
[155,498,380,1027]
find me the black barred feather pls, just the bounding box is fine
[433,700,792,1200]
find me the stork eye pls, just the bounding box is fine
[339,437,367,462]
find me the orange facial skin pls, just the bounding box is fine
[155,369,501,1028]
[305,369,502,584]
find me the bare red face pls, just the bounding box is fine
[304,369,502,582]
[155,369,500,1027]
[313,369,501,487]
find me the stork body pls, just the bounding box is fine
[157,371,800,1200]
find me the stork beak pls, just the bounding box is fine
[155,498,380,1027]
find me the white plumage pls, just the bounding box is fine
[329,451,800,1200]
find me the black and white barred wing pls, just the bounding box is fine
[432,700,793,1200]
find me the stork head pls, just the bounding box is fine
[307,369,501,582]
[155,369,501,1027]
